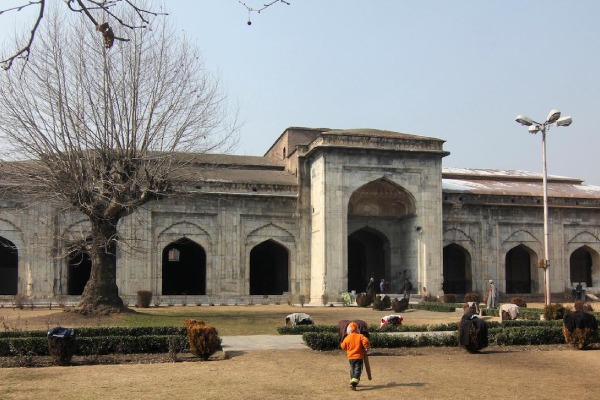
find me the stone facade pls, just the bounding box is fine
[1,127,599,304]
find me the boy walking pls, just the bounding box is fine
[340,322,371,390]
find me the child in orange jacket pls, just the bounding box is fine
[340,321,371,390]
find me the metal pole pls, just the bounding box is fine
[541,127,551,305]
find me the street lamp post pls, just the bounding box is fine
[515,109,572,306]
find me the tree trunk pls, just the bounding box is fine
[77,217,126,314]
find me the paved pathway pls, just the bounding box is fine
[221,335,307,351]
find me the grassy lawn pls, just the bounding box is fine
[0,304,471,334]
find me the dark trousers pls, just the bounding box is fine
[349,359,364,380]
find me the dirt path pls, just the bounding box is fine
[1,345,597,400]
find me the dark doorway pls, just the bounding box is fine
[0,237,18,295]
[570,247,593,287]
[250,240,289,295]
[506,245,532,293]
[347,228,388,293]
[162,238,206,295]
[67,251,92,295]
[443,244,472,294]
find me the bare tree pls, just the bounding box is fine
[0,10,237,314]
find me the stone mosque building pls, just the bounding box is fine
[1,127,600,304]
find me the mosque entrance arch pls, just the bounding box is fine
[347,178,416,293]
[443,244,472,294]
[347,228,389,293]
[162,238,206,295]
[0,237,18,295]
[250,239,289,295]
[505,244,534,294]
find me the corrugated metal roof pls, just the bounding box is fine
[442,167,600,199]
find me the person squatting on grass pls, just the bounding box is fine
[340,322,371,390]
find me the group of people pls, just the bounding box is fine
[365,277,413,298]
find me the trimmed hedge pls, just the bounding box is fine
[0,334,188,357]
[0,326,189,357]
[302,323,582,350]
[409,302,460,312]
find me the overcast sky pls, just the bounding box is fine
[3,1,599,184]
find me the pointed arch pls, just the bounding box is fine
[158,221,210,239]
[162,238,206,295]
[67,242,92,295]
[570,246,599,288]
[347,226,390,293]
[0,236,18,295]
[503,229,541,245]
[247,223,294,242]
[348,178,416,218]
[568,231,600,244]
[443,228,474,244]
[505,244,537,294]
[249,239,289,295]
[443,243,472,294]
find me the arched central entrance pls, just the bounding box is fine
[250,240,289,295]
[443,244,472,294]
[347,178,416,293]
[348,228,389,293]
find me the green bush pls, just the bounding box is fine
[0,337,49,356]
[373,295,391,311]
[302,332,339,351]
[410,302,459,312]
[490,326,564,345]
[543,303,571,320]
[277,325,335,335]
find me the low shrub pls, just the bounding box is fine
[302,332,339,351]
[491,326,564,346]
[136,291,153,308]
[391,297,409,312]
[562,326,599,350]
[510,297,527,308]
[372,295,391,311]
[544,303,571,320]
[355,293,372,308]
[443,294,456,303]
[410,302,458,312]
[184,319,221,360]
[464,292,481,304]
[12,294,28,310]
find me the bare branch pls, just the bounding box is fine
[238,0,291,25]
[1,0,45,71]
[1,0,167,70]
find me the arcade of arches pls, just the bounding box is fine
[440,244,600,295]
